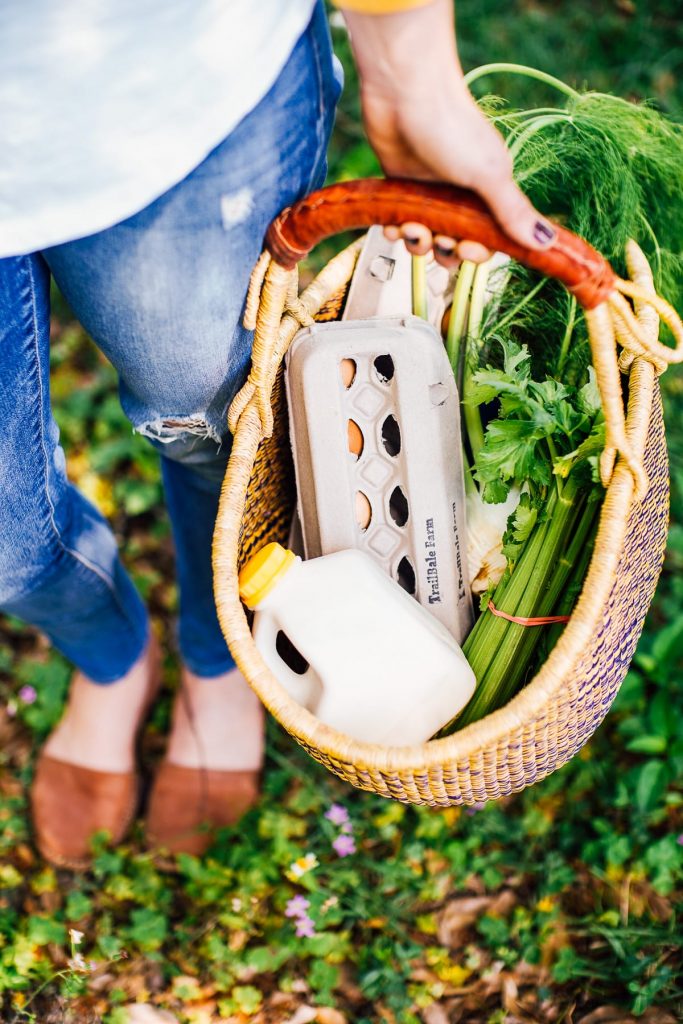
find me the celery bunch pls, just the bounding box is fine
[445,342,604,731]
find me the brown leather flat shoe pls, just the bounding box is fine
[146,761,260,856]
[31,638,161,870]
[31,758,140,870]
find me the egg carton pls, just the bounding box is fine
[285,314,473,643]
[341,225,454,330]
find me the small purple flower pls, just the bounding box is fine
[295,914,316,938]
[677,834,683,847]
[325,804,350,827]
[332,834,356,858]
[18,685,37,705]
[340,820,354,834]
[285,894,310,918]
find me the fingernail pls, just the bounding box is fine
[534,220,556,245]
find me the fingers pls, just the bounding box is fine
[438,237,490,266]
[432,235,460,269]
[382,224,491,266]
[397,221,432,255]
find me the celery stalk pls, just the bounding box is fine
[446,260,476,378]
[545,510,599,652]
[467,482,594,720]
[460,489,560,684]
[455,475,583,729]
[461,260,492,461]
[411,255,428,321]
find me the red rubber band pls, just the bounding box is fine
[487,599,571,627]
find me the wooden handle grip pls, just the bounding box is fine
[265,178,616,309]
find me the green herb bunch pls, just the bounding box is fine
[472,64,683,383]
[439,64,683,731]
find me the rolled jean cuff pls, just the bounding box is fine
[88,620,150,684]
[3,554,150,684]
[180,649,237,678]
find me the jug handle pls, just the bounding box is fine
[254,614,321,711]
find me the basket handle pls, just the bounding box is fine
[265,177,615,310]
[235,178,682,500]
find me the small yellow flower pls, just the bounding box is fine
[434,963,471,987]
[287,853,319,880]
[416,913,437,935]
[536,897,554,914]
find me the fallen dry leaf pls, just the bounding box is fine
[116,959,165,998]
[285,1006,317,1024]
[421,1003,450,1024]
[437,896,492,946]
[315,1008,347,1024]
[437,890,516,947]
[87,971,116,993]
[121,1005,179,1024]
[501,974,519,1012]
[578,1010,678,1024]
[577,1009,635,1024]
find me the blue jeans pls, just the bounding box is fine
[0,2,340,683]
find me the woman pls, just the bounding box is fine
[0,0,554,866]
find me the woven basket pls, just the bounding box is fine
[213,179,683,806]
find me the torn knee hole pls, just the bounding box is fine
[162,417,206,431]
[136,416,221,444]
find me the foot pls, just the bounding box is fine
[43,634,161,773]
[32,635,161,867]
[164,665,264,772]
[145,666,264,855]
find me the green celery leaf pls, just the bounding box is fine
[476,419,553,488]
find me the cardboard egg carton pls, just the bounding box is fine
[285,314,473,643]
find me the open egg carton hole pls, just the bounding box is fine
[340,352,430,595]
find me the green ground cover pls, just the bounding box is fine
[0,2,681,1021]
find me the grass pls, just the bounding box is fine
[1,2,682,1021]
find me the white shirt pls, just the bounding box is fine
[0,0,316,257]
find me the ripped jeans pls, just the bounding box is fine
[0,1,340,682]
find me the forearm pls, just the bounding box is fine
[335,0,553,250]
[340,0,466,102]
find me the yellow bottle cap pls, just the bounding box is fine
[238,542,296,610]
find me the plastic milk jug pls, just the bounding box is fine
[238,543,476,746]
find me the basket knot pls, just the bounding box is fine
[284,275,315,328]
[609,241,683,376]
[231,259,305,438]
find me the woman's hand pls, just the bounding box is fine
[340,0,556,266]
